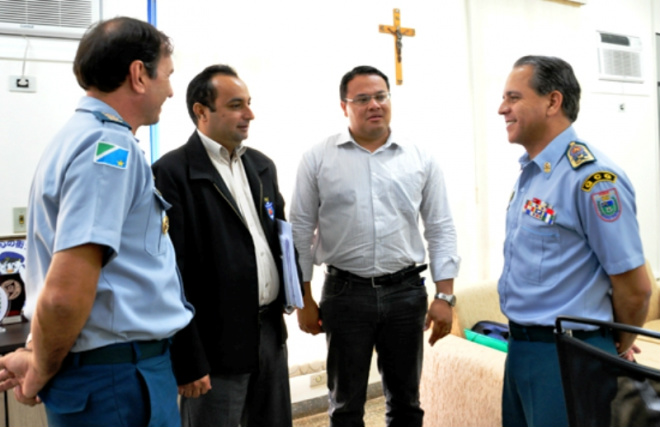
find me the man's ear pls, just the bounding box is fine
[127,60,148,94]
[340,101,348,118]
[193,102,207,122]
[546,90,563,117]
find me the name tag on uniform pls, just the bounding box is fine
[523,198,556,225]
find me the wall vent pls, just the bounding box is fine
[597,31,643,83]
[0,0,101,40]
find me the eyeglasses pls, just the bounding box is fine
[344,92,391,106]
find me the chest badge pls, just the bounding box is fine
[523,198,556,225]
[264,198,275,221]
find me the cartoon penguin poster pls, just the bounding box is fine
[0,239,27,322]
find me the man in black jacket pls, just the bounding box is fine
[152,64,294,427]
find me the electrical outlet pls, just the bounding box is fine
[9,76,37,93]
[309,372,327,387]
[13,207,26,233]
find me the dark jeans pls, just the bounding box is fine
[320,272,427,427]
[180,307,292,427]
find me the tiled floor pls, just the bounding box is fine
[293,396,386,427]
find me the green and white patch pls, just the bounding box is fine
[94,142,129,170]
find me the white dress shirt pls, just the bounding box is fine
[290,129,460,282]
[198,130,279,306]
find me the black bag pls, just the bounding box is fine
[471,320,509,343]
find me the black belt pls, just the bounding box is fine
[67,339,169,366]
[326,264,427,287]
[509,321,607,343]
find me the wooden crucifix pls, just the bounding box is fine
[379,8,416,85]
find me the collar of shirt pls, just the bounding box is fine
[518,125,578,178]
[338,128,401,152]
[77,96,135,136]
[78,95,122,118]
[197,129,247,164]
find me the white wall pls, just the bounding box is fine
[0,0,151,237]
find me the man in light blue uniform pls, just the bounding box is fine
[497,55,651,427]
[0,17,193,427]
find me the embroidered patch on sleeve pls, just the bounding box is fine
[581,171,618,192]
[523,198,556,225]
[94,142,129,169]
[591,188,621,222]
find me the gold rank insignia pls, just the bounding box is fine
[88,110,132,130]
[581,171,618,192]
[103,112,122,122]
[544,162,551,173]
[162,215,169,234]
[566,141,596,169]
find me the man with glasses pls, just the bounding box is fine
[290,65,460,427]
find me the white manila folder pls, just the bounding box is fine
[277,219,304,312]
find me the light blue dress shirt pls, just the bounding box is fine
[498,126,645,327]
[290,130,460,282]
[24,96,193,352]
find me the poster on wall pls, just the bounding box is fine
[0,237,27,324]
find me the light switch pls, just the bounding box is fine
[13,207,26,234]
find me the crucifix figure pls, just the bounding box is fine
[379,8,416,85]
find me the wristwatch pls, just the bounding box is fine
[434,292,456,307]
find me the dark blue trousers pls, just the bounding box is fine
[39,348,179,427]
[502,329,617,427]
[321,272,427,427]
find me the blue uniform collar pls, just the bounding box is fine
[518,126,578,179]
[76,96,131,130]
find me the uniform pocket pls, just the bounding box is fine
[40,382,90,415]
[513,224,560,286]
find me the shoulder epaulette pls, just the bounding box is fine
[77,108,132,130]
[566,141,596,170]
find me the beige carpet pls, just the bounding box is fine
[293,397,386,427]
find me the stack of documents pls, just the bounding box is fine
[277,219,304,312]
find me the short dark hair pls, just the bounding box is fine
[340,66,390,101]
[513,55,581,122]
[186,65,239,126]
[73,16,173,93]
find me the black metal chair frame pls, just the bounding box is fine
[555,315,660,427]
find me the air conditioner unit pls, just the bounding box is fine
[597,31,643,83]
[0,0,101,40]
